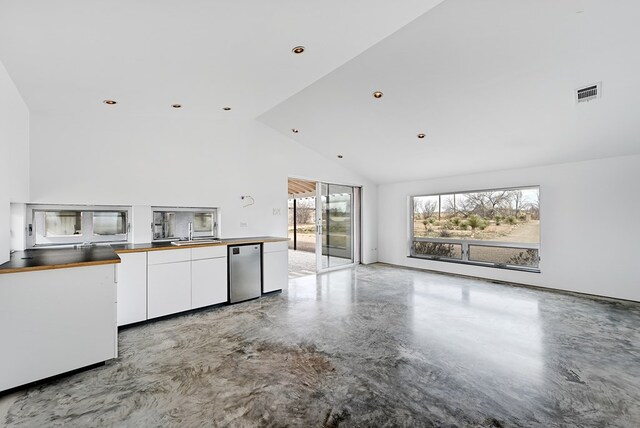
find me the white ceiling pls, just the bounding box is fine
[259,0,640,183]
[2,0,640,184]
[0,0,443,118]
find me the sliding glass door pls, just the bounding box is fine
[316,183,355,272]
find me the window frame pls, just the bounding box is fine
[409,185,541,273]
[27,204,132,248]
[151,206,219,241]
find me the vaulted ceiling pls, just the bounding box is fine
[259,0,640,183]
[0,0,442,118]
[1,0,639,184]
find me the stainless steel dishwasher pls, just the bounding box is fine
[228,244,262,303]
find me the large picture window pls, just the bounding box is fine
[410,186,540,272]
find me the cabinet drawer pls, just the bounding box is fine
[191,245,227,261]
[264,241,288,253]
[148,248,191,265]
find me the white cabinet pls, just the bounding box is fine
[148,257,192,319]
[192,257,227,308]
[126,246,231,320]
[120,242,271,321]
[116,252,147,326]
[0,265,117,392]
[263,241,288,293]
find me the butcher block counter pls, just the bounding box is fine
[0,237,287,274]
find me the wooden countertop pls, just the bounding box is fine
[0,237,288,274]
[111,236,288,254]
[0,247,121,275]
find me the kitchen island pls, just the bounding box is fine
[0,247,120,392]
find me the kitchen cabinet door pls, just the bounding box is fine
[192,257,228,309]
[263,250,287,293]
[148,261,191,319]
[116,252,147,326]
[0,265,117,392]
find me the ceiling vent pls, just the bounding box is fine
[576,82,601,103]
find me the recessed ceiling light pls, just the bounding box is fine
[291,128,299,134]
[172,104,182,108]
[222,107,231,111]
[417,133,426,139]
[292,46,305,54]
[103,100,117,105]
[373,91,383,99]
[337,155,343,159]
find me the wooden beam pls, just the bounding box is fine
[288,179,316,197]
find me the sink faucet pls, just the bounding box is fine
[188,222,193,241]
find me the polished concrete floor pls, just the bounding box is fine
[2,264,640,427]
[288,249,316,278]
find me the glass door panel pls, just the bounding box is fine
[317,183,354,272]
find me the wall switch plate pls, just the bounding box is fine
[240,222,248,228]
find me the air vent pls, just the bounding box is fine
[576,82,601,103]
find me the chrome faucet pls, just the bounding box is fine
[188,222,193,241]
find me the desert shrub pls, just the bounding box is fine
[508,249,539,267]
[414,242,456,258]
[428,217,436,224]
[295,225,316,234]
[422,220,429,230]
[439,229,452,238]
[443,222,454,230]
[518,214,527,221]
[494,214,503,226]
[467,214,486,230]
[458,221,468,230]
[506,215,517,225]
[451,217,461,226]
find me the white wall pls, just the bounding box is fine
[0,60,29,262]
[378,154,640,301]
[29,112,378,263]
[10,203,26,251]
